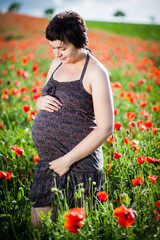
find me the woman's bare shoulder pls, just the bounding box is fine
[88,55,109,82]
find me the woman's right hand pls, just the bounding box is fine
[36,95,62,112]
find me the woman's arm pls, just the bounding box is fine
[49,66,114,176]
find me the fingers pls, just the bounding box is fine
[39,95,62,112]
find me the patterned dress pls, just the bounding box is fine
[29,52,103,208]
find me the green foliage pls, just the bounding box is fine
[44,8,54,18]
[8,2,21,12]
[113,10,126,17]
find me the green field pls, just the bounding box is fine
[86,21,160,41]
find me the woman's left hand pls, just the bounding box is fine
[49,157,70,176]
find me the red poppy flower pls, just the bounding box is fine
[137,119,143,126]
[111,82,122,89]
[27,110,37,120]
[124,137,132,145]
[139,101,147,108]
[154,209,159,221]
[126,112,136,121]
[1,93,9,99]
[151,105,159,111]
[0,171,13,179]
[114,122,122,130]
[151,128,158,134]
[97,191,108,202]
[113,152,122,160]
[11,145,24,156]
[132,177,144,186]
[145,157,160,164]
[22,105,32,113]
[20,87,29,93]
[32,155,40,162]
[114,108,119,115]
[136,156,145,164]
[128,81,134,88]
[114,205,135,227]
[32,65,38,72]
[0,123,3,129]
[128,121,136,127]
[148,175,158,183]
[144,120,153,128]
[21,56,30,65]
[156,200,160,208]
[64,208,85,234]
[15,147,24,156]
[11,145,17,151]
[107,135,116,144]
[119,91,126,98]
[139,109,150,118]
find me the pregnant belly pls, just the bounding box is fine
[32,110,94,161]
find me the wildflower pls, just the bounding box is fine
[11,146,24,156]
[20,86,29,93]
[0,171,13,179]
[64,208,85,234]
[97,191,108,202]
[139,109,150,118]
[1,93,9,99]
[151,105,159,111]
[126,112,136,121]
[136,156,145,164]
[107,135,116,144]
[21,56,30,65]
[154,209,159,220]
[137,78,146,85]
[113,152,122,160]
[32,155,40,162]
[114,122,122,130]
[148,175,158,183]
[139,101,147,108]
[0,123,3,129]
[27,110,37,120]
[32,65,38,72]
[156,200,160,208]
[111,82,122,89]
[119,91,126,98]
[114,205,135,227]
[114,108,119,115]
[128,121,136,127]
[144,120,153,128]
[128,81,134,88]
[132,177,144,186]
[151,127,157,134]
[22,105,32,113]
[145,157,160,164]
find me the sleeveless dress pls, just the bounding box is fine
[29,52,103,208]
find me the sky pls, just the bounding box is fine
[0,0,160,24]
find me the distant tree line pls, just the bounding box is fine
[7,2,157,24]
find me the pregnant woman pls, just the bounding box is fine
[29,10,114,227]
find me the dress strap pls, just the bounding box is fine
[80,52,90,82]
[51,62,62,79]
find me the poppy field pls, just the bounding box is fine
[0,13,160,240]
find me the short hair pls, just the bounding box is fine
[45,11,88,48]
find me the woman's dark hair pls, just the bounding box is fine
[46,11,88,48]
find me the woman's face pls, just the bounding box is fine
[49,40,79,64]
